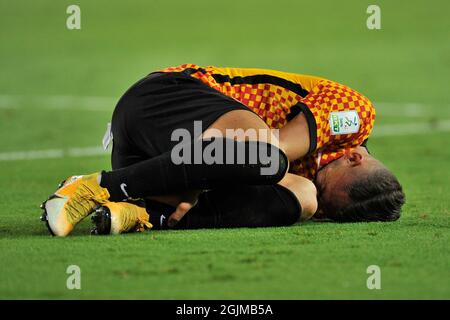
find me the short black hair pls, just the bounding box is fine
[327,168,405,222]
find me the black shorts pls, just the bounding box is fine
[110,71,251,169]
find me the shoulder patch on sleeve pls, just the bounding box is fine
[329,110,360,135]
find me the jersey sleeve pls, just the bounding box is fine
[299,79,375,160]
[290,80,376,179]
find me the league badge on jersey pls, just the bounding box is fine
[329,111,360,135]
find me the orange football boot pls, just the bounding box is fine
[91,201,152,235]
[40,173,110,236]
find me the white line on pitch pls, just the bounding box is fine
[1,94,449,116]
[0,146,107,161]
[0,94,116,111]
[375,102,450,117]
[1,120,450,161]
[372,119,450,137]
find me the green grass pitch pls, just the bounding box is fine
[0,0,449,299]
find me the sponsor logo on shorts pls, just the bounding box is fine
[160,214,166,227]
[120,183,129,198]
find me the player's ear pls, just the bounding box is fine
[347,150,363,167]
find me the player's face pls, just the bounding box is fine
[315,147,378,218]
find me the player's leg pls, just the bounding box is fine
[148,173,317,230]
[201,108,279,144]
[100,84,315,233]
[93,100,316,234]
[99,137,287,200]
[278,173,318,221]
[94,106,286,232]
[89,112,154,235]
[100,71,287,200]
[92,105,290,234]
[41,72,287,236]
[91,76,166,234]
[147,184,301,229]
[156,108,283,226]
[99,101,288,201]
[40,73,167,237]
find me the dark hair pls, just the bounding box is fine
[328,168,405,222]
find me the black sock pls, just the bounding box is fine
[147,184,301,229]
[101,138,288,201]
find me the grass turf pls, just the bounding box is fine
[0,0,449,299]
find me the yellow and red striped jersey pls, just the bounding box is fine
[160,64,376,180]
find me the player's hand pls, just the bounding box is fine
[167,190,200,228]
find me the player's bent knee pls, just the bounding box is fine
[148,184,302,229]
[279,174,318,221]
[212,139,288,185]
[257,142,288,184]
[301,192,318,221]
[272,185,302,225]
[300,181,318,220]
[272,146,289,182]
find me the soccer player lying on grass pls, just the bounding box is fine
[40,64,405,236]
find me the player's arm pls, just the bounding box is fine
[279,112,311,162]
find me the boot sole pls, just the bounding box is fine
[40,178,68,236]
[90,206,112,235]
[40,196,56,236]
